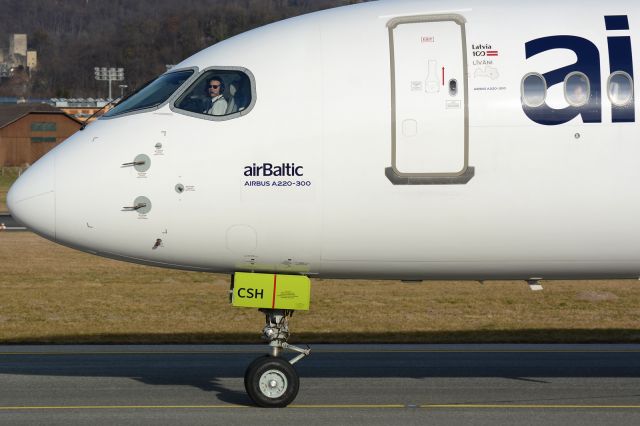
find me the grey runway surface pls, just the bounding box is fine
[1,344,640,425]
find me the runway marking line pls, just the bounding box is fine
[421,404,640,409]
[1,349,640,356]
[0,405,403,411]
[291,405,405,408]
[0,405,248,410]
[1,404,640,411]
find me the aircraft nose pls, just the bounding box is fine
[7,153,56,238]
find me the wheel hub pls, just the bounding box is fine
[259,369,288,398]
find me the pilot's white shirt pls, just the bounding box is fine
[206,95,228,116]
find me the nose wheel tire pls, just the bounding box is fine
[245,356,300,407]
[244,355,269,391]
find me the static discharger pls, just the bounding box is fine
[232,272,311,310]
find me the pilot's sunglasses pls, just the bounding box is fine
[209,85,220,88]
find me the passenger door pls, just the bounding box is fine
[387,15,472,184]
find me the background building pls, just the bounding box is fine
[26,51,37,70]
[9,34,27,58]
[0,104,81,167]
[0,33,37,77]
[52,98,112,122]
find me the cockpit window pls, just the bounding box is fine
[173,68,255,120]
[104,70,194,117]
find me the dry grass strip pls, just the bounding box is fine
[1,233,640,343]
[0,172,18,213]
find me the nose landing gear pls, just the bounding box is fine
[244,309,310,407]
[230,273,311,407]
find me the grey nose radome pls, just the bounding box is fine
[7,154,56,239]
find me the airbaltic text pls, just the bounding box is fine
[244,163,303,177]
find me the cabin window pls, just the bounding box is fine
[173,68,255,120]
[607,71,634,106]
[103,69,194,117]
[564,72,590,107]
[521,73,547,107]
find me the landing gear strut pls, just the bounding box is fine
[244,309,310,407]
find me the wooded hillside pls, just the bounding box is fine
[0,0,363,98]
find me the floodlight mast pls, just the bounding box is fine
[94,67,125,100]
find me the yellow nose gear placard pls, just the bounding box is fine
[232,272,311,310]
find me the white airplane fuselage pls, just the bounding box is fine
[8,0,640,280]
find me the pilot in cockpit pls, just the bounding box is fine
[204,76,228,115]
